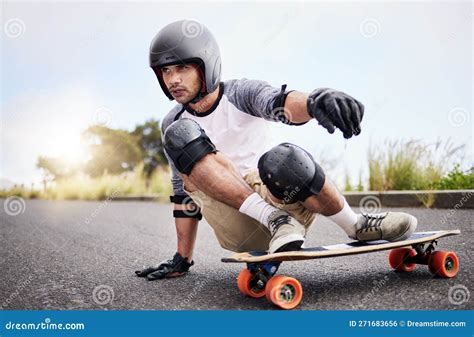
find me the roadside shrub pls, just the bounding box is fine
[0,164,172,201]
[431,164,474,190]
[369,139,465,191]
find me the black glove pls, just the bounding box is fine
[135,252,194,281]
[307,88,364,139]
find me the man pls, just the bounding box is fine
[136,20,417,281]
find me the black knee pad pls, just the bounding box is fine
[258,143,326,203]
[164,118,217,175]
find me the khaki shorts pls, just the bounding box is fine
[184,170,317,252]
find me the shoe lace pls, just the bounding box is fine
[360,213,387,232]
[269,214,290,233]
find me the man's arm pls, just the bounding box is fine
[174,203,199,261]
[283,91,312,124]
[134,197,200,281]
[224,79,364,139]
[135,112,200,280]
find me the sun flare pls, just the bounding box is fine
[43,128,89,165]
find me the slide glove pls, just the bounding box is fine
[135,252,194,281]
[307,88,364,139]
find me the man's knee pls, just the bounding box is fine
[163,118,217,175]
[258,143,326,203]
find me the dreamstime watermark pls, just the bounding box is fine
[262,6,302,46]
[3,196,26,216]
[440,191,473,226]
[359,195,382,213]
[282,186,301,204]
[92,285,114,306]
[447,107,470,127]
[360,275,389,304]
[1,275,35,309]
[181,19,203,38]
[182,277,212,306]
[4,317,85,331]
[182,195,203,218]
[263,13,291,46]
[270,106,293,125]
[29,217,71,252]
[4,18,26,39]
[171,119,198,138]
[190,98,212,113]
[79,14,115,48]
[360,18,381,38]
[91,242,140,269]
[399,289,413,306]
[448,284,470,306]
[83,190,121,225]
[370,97,389,115]
[92,106,114,127]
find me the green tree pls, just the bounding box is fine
[82,125,142,177]
[36,156,80,189]
[131,119,167,183]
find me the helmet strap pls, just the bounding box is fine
[188,91,206,104]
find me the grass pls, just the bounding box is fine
[2,138,472,200]
[0,163,172,201]
[368,139,470,191]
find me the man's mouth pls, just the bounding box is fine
[170,88,186,97]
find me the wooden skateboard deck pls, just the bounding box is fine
[224,229,461,309]
[222,230,461,263]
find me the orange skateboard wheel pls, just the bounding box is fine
[428,251,459,278]
[237,269,266,298]
[265,275,303,309]
[389,248,417,272]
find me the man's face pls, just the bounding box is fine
[160,63,202,104]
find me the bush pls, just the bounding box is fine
[0,164,172,201]
[431,164,474,190]
[368,139,465,191]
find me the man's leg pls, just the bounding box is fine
[186,152,254,209]
[164,118,306,252]
[258,143,417,242]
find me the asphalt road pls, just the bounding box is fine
[1,199,472,310]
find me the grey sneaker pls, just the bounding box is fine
[267,210,305,253]
[352,212,417,242]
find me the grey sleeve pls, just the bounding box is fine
[164,148,187,196]
[224,78,308,125]
[161,107,187,196]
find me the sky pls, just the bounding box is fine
[1,1,472,188]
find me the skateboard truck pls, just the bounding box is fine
[246,261,281,292]
[237,260,303,309]
[406,240,438,265]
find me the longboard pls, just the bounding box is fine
[222,230,460,263]
[222,230,461,310]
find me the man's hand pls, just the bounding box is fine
[307,88,364,139]
[135,252,194,281]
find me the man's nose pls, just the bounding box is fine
[169,71,181,85]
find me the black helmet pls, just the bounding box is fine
[149,20,222,102]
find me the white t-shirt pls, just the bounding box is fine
[161,79,306,195]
